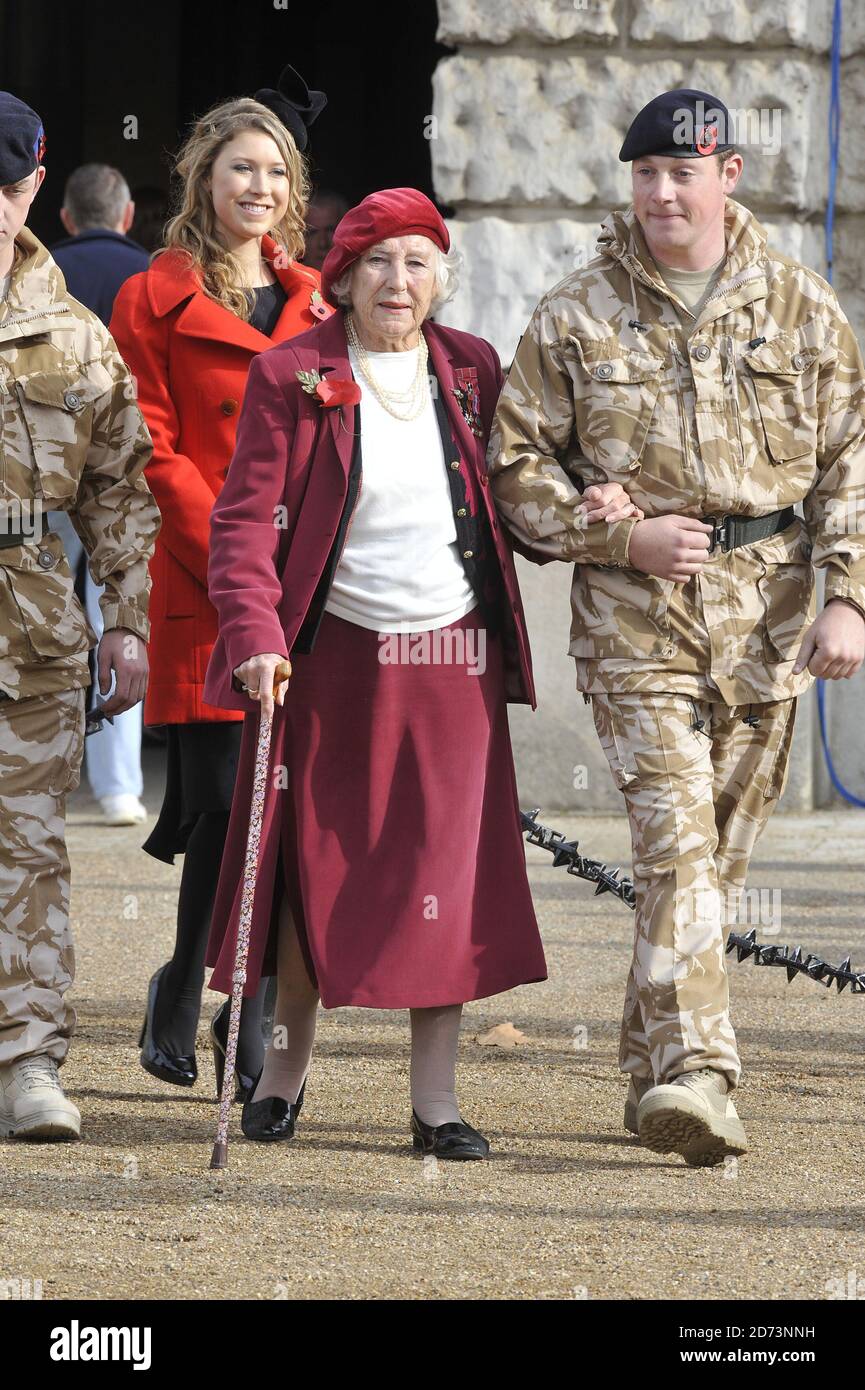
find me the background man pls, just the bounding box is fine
[50,163,151,827]
[302,187,349,270]
[53,162,149,324]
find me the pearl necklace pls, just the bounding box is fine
[345,313,430,421]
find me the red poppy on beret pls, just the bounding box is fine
[320,187,450,306]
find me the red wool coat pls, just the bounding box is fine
[202,310,537,995]
[109,236,329,725]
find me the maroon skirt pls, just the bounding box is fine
[263,605,546,1009]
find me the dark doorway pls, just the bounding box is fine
[0,0,450,248]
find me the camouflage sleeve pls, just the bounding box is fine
[487,294,636,567]
[804,298,865,619]
[68,335,161,640]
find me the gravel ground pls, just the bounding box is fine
[1,751,863,1302]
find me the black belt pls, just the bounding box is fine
[0,512,49,550]
[700,506,796,554]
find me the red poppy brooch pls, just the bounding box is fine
[309,289,332,321]
[296,369,361,409]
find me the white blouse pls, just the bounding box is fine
[323,344,477,633]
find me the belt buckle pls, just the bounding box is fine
[704,514,730,554]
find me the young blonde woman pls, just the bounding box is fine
[110,66,330,1100]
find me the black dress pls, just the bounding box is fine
[143,279,288,865]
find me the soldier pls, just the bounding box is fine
[489,89,865,1166]
[0,94,160,1140]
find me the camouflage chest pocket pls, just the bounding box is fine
[567,337,665,480]
[740,336,820,465]
[12,363,114,502]
[2,531,94,662]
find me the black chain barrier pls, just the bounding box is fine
[520,808,637,908]
[520,808,865,996]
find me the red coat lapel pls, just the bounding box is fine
[268,246,328,343]
[146,235,326,353]
[174,290,267,352]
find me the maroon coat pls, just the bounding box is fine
[203,311,536,995]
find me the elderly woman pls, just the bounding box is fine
[203,188,640,1158]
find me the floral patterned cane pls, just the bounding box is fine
[210,661,291,1170]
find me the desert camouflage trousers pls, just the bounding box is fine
[0,687,86,1066]
[590,692,797,1090]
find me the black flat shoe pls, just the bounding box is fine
[138,964,197,1088]
[241,1078,306,1143]
[411,1111,490,1160]
[210,1000,259,1103]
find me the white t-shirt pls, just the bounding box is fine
[323,344,477,633]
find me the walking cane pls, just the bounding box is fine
[210,660,292,1170]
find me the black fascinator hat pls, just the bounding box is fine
[254,64,327,153]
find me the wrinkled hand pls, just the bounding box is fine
[96,628,149,716]
[233,652,292,719]
[628,515,714,583]
[793,601,865,679]
[578,482,645,525]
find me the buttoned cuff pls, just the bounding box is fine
[824,592,865,623]
[100,600,150,642]
[571,515,638,567]
[823,575,865,623]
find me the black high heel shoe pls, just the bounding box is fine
[241,1077,306,1143]
[138,964,197,1087]
[210,999,260,1104]
[411,1111,490,1160]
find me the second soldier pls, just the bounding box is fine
[489,88,865,1166]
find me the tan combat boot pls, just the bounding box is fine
[637,1068,747,1167]
[0,1054,81,1141]
[624,1075,652,1135]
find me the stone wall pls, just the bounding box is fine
[431,0,865,812]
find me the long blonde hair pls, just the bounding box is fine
[156,97,310,321]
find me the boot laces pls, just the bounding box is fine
[16,1056,62,1093]
[676,1068,726,1096]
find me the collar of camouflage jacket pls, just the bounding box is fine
[596,197,769,322]
[0,225,72,342]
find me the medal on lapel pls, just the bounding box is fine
[452,366,483,437]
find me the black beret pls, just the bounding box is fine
[619,88,733,162]
[254,63,327,154]
[0,92,46,185]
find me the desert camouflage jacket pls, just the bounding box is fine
[489,198,865,702]
[0,227,160,700]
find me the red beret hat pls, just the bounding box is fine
[321,187,450,306]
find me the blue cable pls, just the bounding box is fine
[817,0,865,807]
[817,680,865,806]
